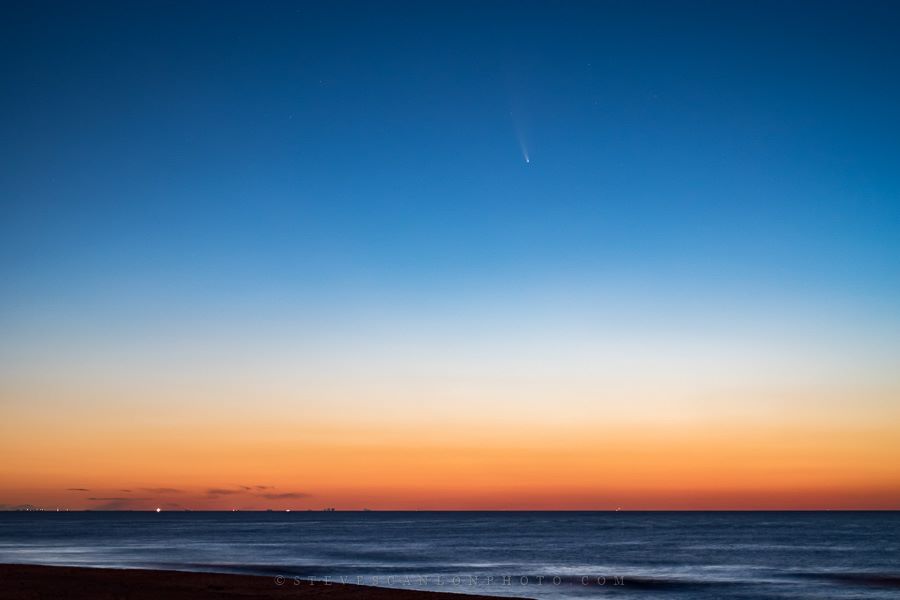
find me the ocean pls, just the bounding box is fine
[0,511,898,599]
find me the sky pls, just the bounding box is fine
[1,0,899,510]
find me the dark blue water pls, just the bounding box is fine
[1,512,898,599]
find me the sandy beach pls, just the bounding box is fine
[0,564,526,600]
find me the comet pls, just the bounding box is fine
[511,110,531,164]
[516,127,530,164]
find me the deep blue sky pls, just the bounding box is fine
[2,0,899,333]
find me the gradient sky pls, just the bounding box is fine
[2,0,900,510]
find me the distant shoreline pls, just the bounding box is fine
[0,564,529,600]
[3,509,899,513]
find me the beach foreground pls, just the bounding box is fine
[0,564,527,600]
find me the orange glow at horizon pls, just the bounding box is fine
[3,292,899,511]
[3,412,899,510]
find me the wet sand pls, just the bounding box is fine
[0,564,527,600]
